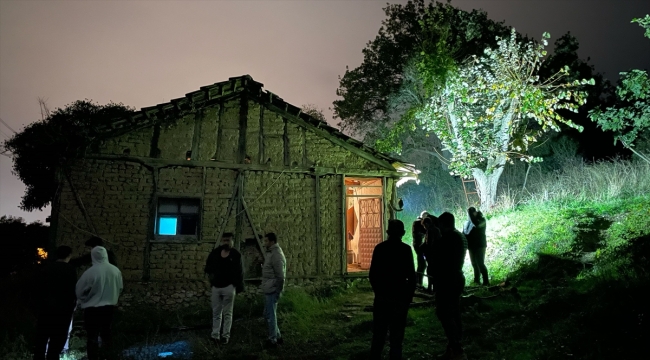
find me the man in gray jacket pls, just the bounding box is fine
[261,233,286,347]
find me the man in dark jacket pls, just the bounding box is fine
[69,236,118,268]
[412,212,428,289]
[463,207,489,286]
[204,233,244,345]
[432,212,468,360]
[33,246,77,360]
[369,219,416,360]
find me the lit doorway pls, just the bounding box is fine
[345,177,383,273]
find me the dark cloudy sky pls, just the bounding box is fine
[1,0,649,223]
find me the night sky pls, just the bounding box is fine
[1,0,649,223]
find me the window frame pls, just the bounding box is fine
[153,196,202,243]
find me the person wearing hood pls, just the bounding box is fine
[462,207,489,286]
[75,246,123,360]
[69,236,118,268]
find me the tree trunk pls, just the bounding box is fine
[472,165,505,210]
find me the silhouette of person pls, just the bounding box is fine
[463,207,489,286]
[369,219,416,360]
[33,246,77,360]
[431,212,468,360]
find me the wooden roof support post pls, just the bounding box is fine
[214,172,240,249]
[235,171,244,251]
[341,174,347,275]
[315,173,322,275]
[144,166,159,281]
[241,196,267,261]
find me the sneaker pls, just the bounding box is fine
[210,337,220,345]
[221,338,229,345]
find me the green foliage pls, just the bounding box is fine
[416,29,591,178]
[333,0,511,135]
[3,100,135,211]
[589,15,650,163]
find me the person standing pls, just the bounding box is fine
[432,212,468,360]
[261,233,286,348]
[69,236,118,268]
[369,219,417,360]
[33,246,77,360]
[204,233,244,345]
[422,214,441,293]
[463,207,489,286]
[412,212,428,289]
[76,246,123,360]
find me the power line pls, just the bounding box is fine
[0,117,17,134]
[0,128,10,139]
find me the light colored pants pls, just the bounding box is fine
[264,292,281,343]
[211,285,236,340]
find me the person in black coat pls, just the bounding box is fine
[412,211,429,289]
[462,207,489,286]
[369,219,416,360]
[204,233,244,344]
[69,236,118,268]
[431,212,468,360]
[421,214,441,293]
[33,246,77,360]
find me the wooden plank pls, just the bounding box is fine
[315,174,322,275]
[214,103,224,160]
[190,109,203,160]
[144,167,159,280]
[237,93,248,163]
[149,124,161,158]
[241,197,267,260]
[259,104,265,164]
[86,154,404,178]
[214,172,240,250]
[302,126,308,166]
[283,117,290,166]
[235,171,244,251]
[341,174,347,275]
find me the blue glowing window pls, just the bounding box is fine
[158,217,178,235]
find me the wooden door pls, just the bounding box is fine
[358,198,383,270]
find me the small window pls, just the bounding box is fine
[156,198,200,236]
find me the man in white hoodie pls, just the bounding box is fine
[75,246,123,360]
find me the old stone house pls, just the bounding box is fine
[52,75,417,307]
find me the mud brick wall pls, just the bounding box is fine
[158,167,204,195]
[158,115,195,160]
[100,127,153,157]
[244,171,318,277]
[56,159,153,281]
[197,106,220,161]
[319,175,344,275]
[149,243,213,280]
[216,99,241,162]
[202,168,238,241]
[305,131,379,170]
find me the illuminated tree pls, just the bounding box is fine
[414,29,592,208]
[589,15,650,164]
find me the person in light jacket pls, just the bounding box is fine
[260,232,286,348]
[75,246,123,360]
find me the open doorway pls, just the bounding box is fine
[345,177,383,273]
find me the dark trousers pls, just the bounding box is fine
[84,306,116,360]
[33,311,73,360]
[416,252,427,287]
[469,247,489,285]
[435,283,464,352]
[370,301,409,360]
